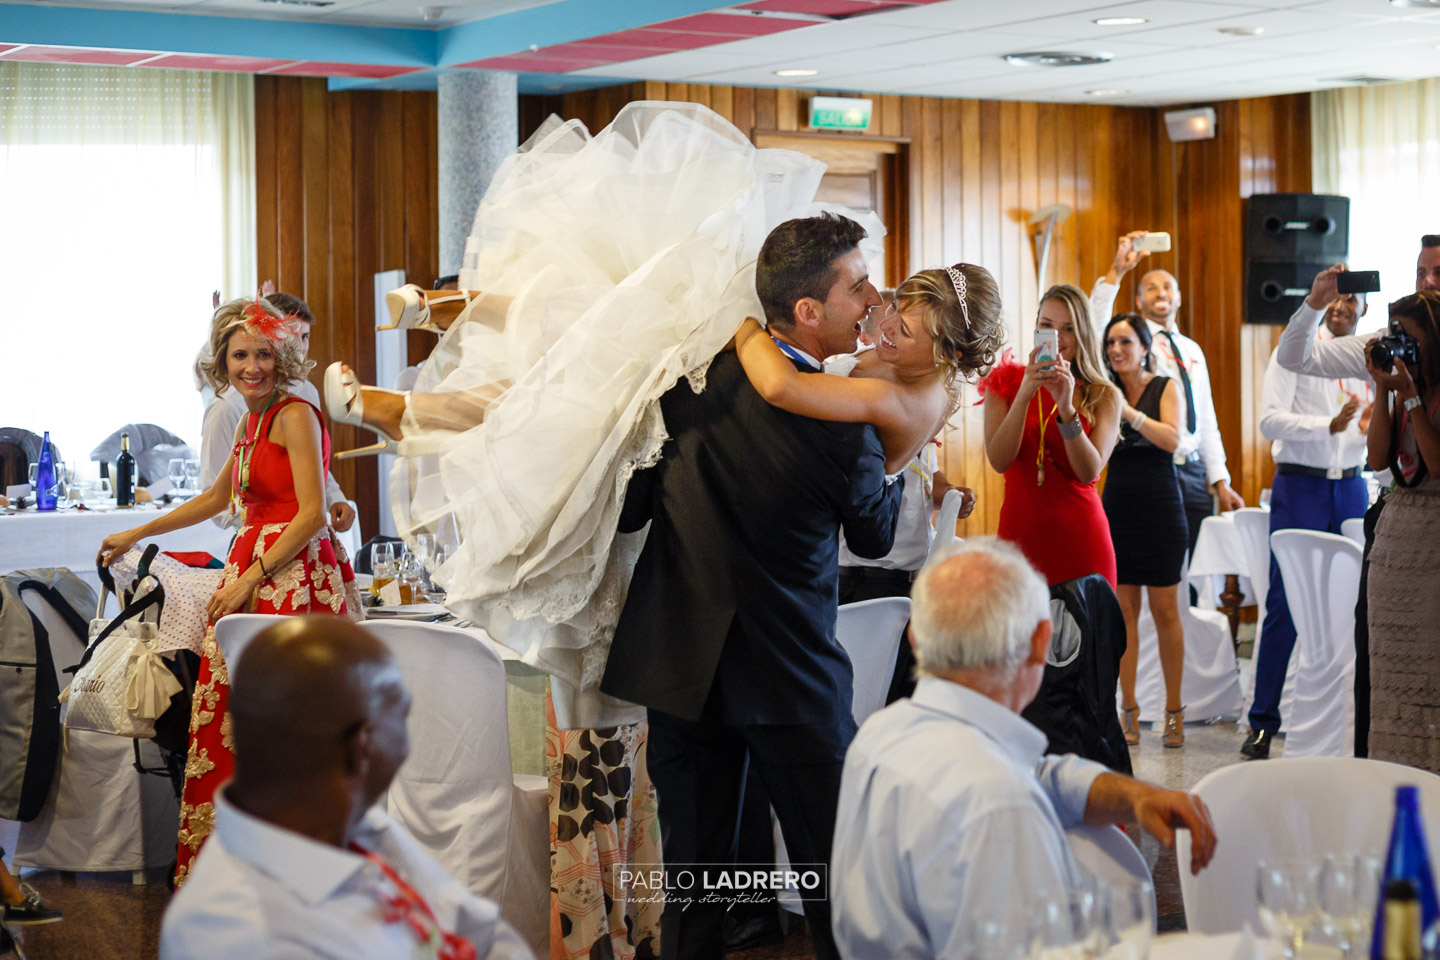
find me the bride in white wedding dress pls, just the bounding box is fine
[327,101,877,727]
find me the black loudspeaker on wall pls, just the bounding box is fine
[1244,193,1350,323]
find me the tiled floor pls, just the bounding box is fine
[3,664,1269,959]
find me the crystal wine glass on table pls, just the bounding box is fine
[185,458,201,492]
[1259,861,1320,959]
[169,458,187,492]
[370,542,396,598]
[1103,879,1155,960]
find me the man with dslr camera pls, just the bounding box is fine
[1275,234,1440,757]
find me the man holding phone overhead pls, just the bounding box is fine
[1092,232,1245,563]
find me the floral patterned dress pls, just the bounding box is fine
[175,396,361,885]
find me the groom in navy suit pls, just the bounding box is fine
[602,213,902,960]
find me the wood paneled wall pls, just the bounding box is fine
[254,76,440,538]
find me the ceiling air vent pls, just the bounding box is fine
[257,0,338,7]
[1004,51,1113,67]
[1324,75,1400,85]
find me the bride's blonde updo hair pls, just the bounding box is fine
[893,263,1005,405]
[198,297,314,395]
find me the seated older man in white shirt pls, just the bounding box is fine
[161,616,532,960]
[832,538,1217,960]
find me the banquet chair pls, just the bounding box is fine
[1131,580,1243,723]
[1233,507,1297,730]
[928,488,965,561]
[213,613,287,673]
[1340,517,1365,548]
[359,619,548,957]
[1269,530,1362,758]
[1176,758,1440,933]
[1065,824,1156,927]
[11,584,177,878]
[777,596,911,914]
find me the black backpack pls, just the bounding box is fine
[1020,574,1133,776]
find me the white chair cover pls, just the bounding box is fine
[778,596,911,914]
[1066,824,1156,926]
[358,620,548,957]
[213,613,286,673]
[1270,531,1362,759]
[1131,579,1244,723]
[1233,508,1297,730]
[1177,758,1440,933]
[928,488,963,561]
[1340,517,1365,548]
[12,590,177,873]
[837,597,912,724]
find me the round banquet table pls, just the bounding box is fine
[0,500,234,591]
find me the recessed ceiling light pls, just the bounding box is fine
[1094,16,1147,25]
[775,68,819,77]
[1217,25,1265,36]
[1391,0,1440,8]
[1004,51,1114,67]
[1086,88,1128,96]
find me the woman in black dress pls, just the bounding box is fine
[1102,314,1188,747]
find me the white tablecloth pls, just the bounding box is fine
[1151,932,1289,960]
[0,503,234,592]
[1190,513,1261,608]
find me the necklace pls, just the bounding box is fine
[1034,391,1060,487]
[230,390,278,524]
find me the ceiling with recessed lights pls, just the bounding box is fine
[0,0,1438,104]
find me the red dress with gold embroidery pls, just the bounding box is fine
[977,359,1118,589]
[176,397,361,884]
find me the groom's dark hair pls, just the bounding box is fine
[757,213,868,329]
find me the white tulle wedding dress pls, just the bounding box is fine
[389,101,873,728]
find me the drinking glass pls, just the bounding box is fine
[27,463,38,488]
[1103,880,1155,960]
[1035,887,1101,960]
[1258,861,1320,958]
[52,460,69,506]
[97,476,113,499]
[397,552,425,605]
[961,909,1036,960]
[169,458,187,491]
[370,542,396,597]
[1317,854,1365,958]
[185,459,201,491]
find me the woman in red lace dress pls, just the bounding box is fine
[99,298,360,884]
[980,284,1122,587]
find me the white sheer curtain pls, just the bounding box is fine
[0,63,255,470]
[1313,80,1440,333]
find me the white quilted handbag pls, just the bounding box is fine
[59,572,181,739]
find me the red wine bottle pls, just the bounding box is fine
[116,433,136,508]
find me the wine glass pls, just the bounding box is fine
[1258,861,1320,958]
[961,908,1036,960]
[27,463,38,489]
[397,552,425,605]
[52,460,68,506]
[168,458,187,492]
[1103,879,1155,960]
[185,459,201,491]
[97,476,113,500]
[370,542,396,597]
[1035,887,1101,960]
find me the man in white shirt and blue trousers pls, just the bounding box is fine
[1241,294,1370,760]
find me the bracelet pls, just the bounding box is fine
[1131,411,1148,430]
[1056,415,1085,440]
[258,555,270,578]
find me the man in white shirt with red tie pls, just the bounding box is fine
[1241,294,1371,759]
[160,616,532,960]
[1092,236,1245,566]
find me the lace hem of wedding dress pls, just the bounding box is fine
[384,101,880,723]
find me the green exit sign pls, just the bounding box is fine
[809,96,872,131]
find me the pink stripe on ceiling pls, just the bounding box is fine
[738,0,908,13]
[144,54,294,72]
[0,45,16,55]
[543,41,673,61]
[653,12,813,35]
[263,61,423,78]
[1,45,156,65]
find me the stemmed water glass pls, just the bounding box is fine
[185,459,201,492]
[169,458,187,492]
[370,542,397,598]
[1035,887,1103,960]
[1258,861,1321,959]
[1103,879,1155,960]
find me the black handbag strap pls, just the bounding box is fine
[65,584,166,677]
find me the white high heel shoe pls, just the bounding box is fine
[379,284,474,334]
[323,362,405,459]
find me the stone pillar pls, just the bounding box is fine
[437,71,518,277]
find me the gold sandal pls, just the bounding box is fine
[1163,707,1185,748]
[1121,706,1140,746]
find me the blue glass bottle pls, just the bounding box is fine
[1374,786,1440,960]
[34,431,56,511]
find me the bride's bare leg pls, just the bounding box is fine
[421,289,514,331]
[405,381,513,433]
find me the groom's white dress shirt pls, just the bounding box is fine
[832,678,1105,960]
[160,789,533,960]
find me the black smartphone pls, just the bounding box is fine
[1337,270,1381,294]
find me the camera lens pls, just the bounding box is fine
[1371,341,1393,368]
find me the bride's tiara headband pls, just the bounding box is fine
[946,266,970,331]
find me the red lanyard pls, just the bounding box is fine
[350,843,476,960]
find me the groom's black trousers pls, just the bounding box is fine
[646,695,856,960]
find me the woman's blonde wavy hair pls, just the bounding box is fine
[1037,283,1114,424]
[198,297,314,396]
[893,263,1006,412]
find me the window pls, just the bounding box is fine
[0,62,254,472]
